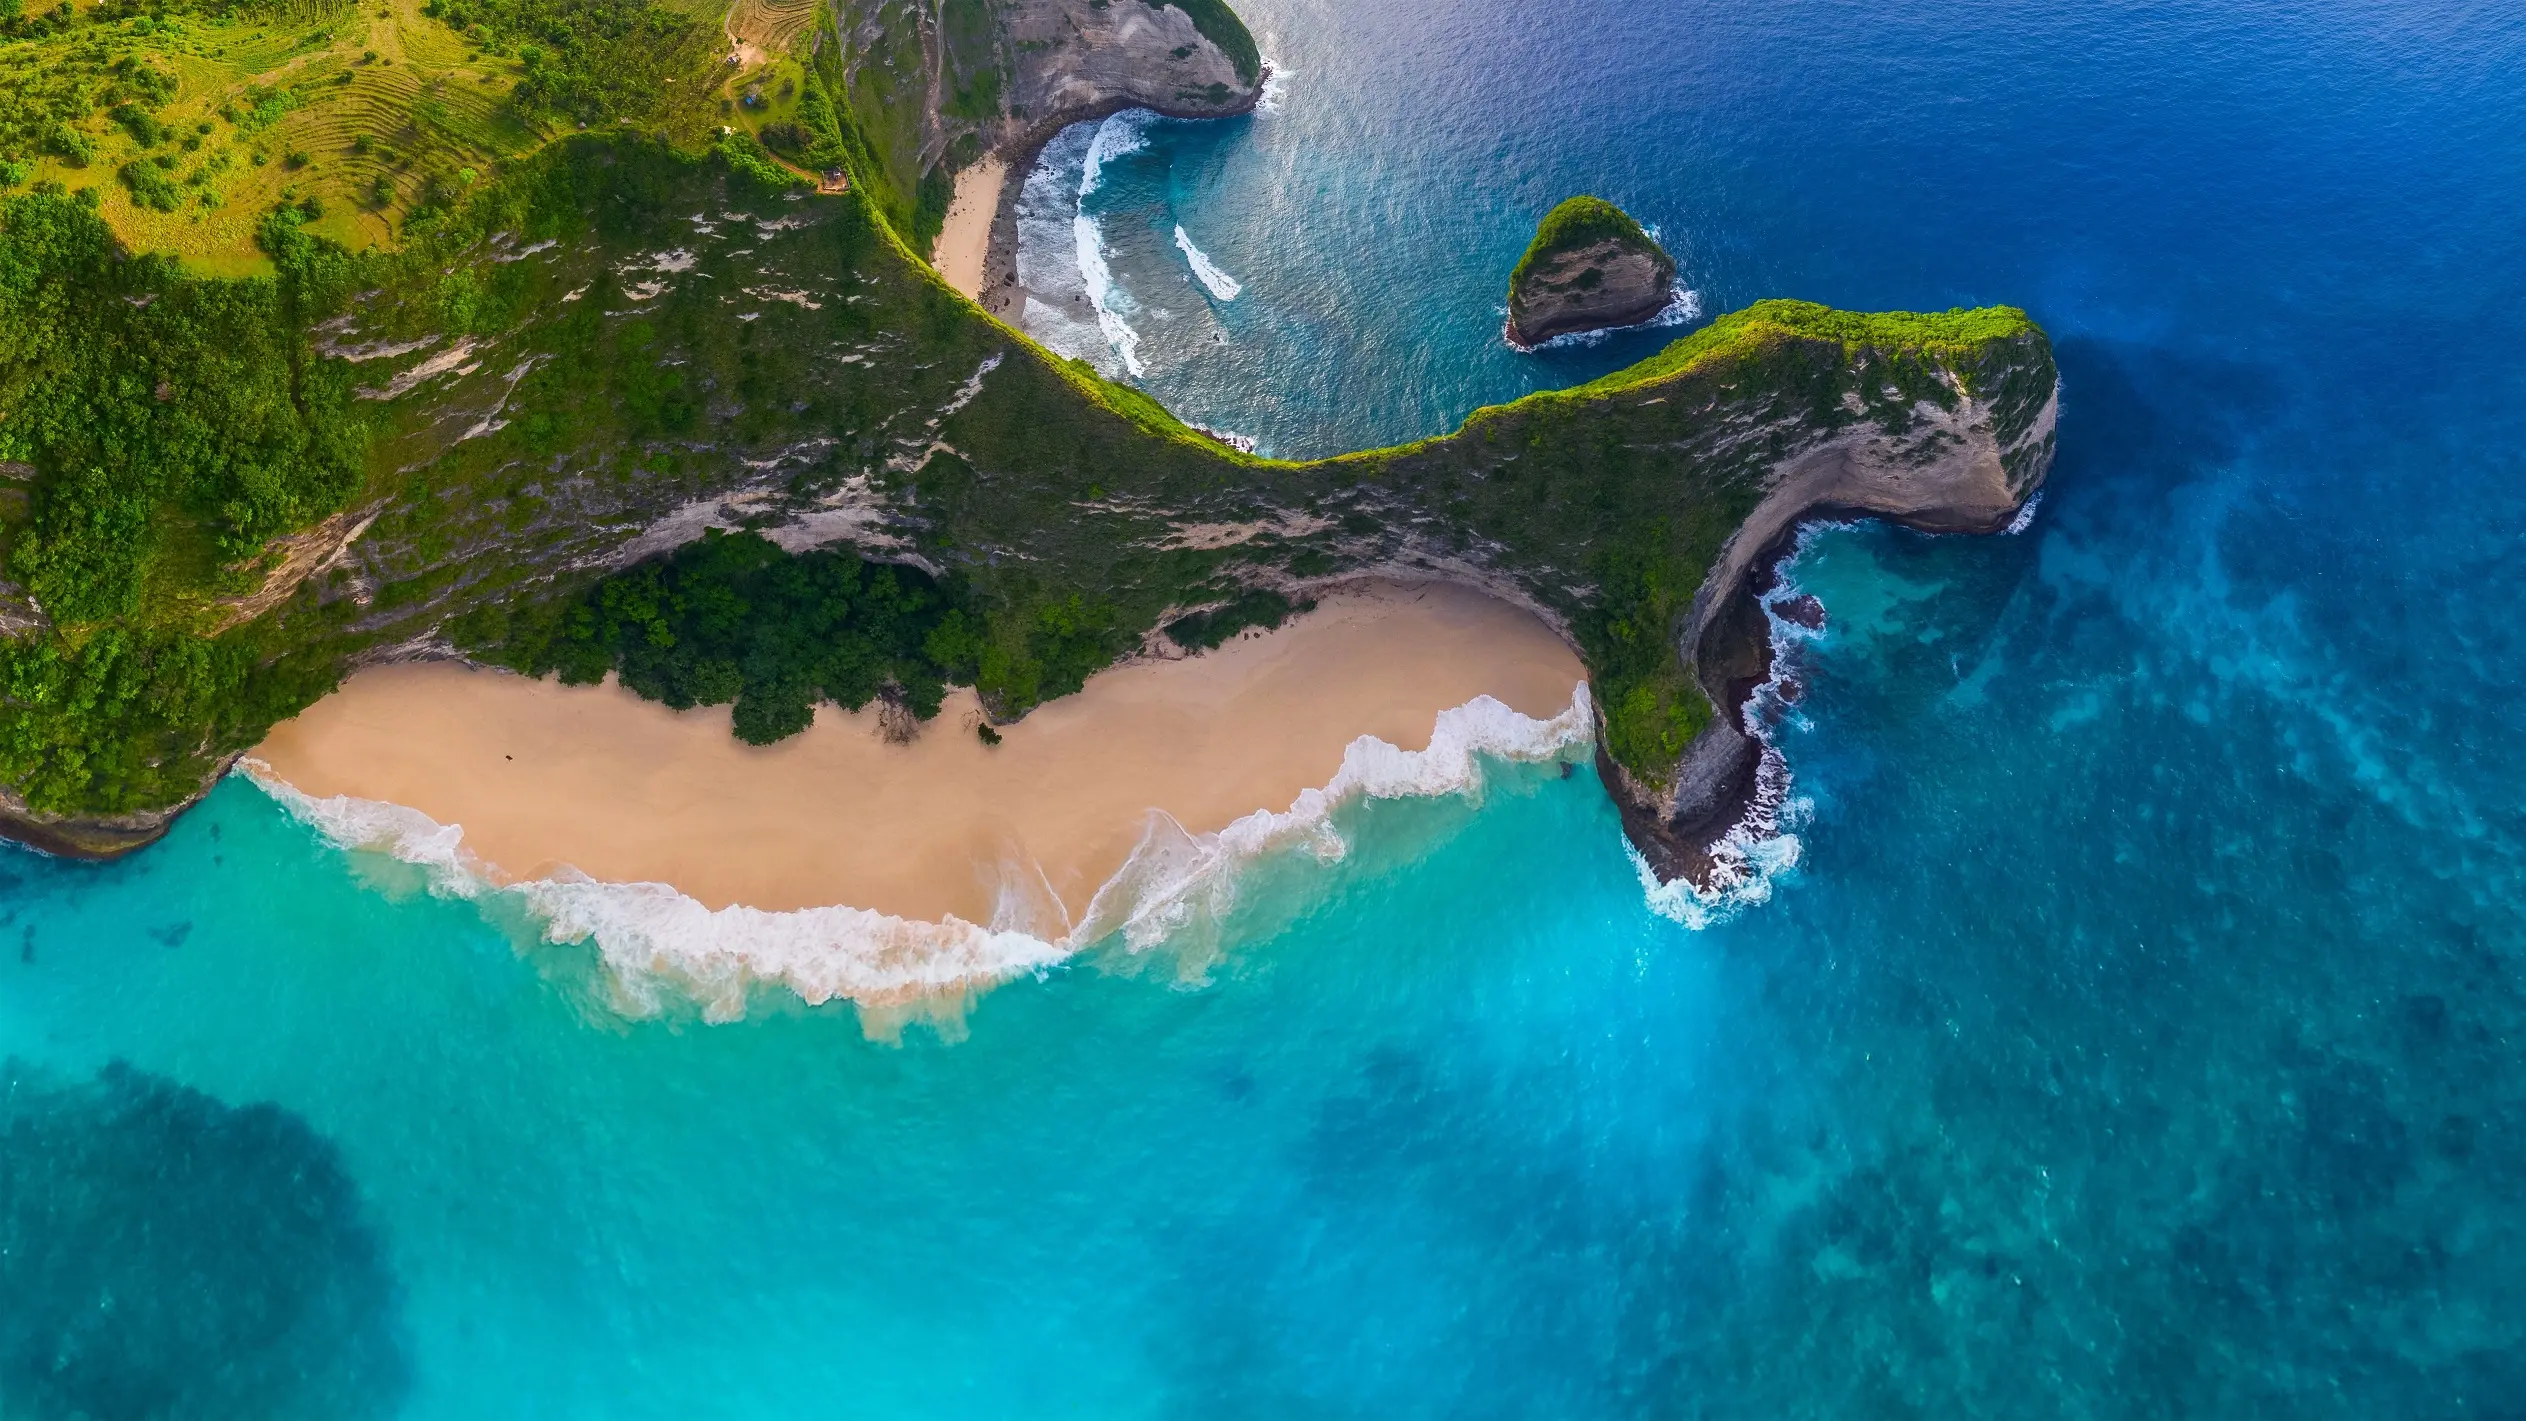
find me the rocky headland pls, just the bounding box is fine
[1603,366,2058,884]
[1505,196,1678,347]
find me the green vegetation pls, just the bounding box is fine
[938,0,1001,120]
[481,529,981,743]
[1510,195,1656,289]
[1143,0,1257,86]
[421,0,720,131]
[1164,588,1301,651]
[0,0,723,267]
[0,195,367,627]
[0,0,2052,845]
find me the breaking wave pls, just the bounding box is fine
[1072,111,1161,376]
[1257,56,1292,114]
[1011,124,1109,368]
[241,687,1595,1025]
[1079,110,1155,196]
[1174,226,1244,301]
[2004,491,2044,535]
[1074,214,1147,376]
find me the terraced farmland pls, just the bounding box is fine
[725,0,819,63]
[0,0,712,269]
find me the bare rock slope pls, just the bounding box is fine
[1507,196,1677,347]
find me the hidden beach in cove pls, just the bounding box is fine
[7,0,2526,1410]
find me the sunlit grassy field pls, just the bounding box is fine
[0,0,829,271]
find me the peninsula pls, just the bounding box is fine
[0,0,2056,900]
[1506,196,1678,347]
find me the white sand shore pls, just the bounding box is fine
[931,156,1008,299]
[251,582,1585,927]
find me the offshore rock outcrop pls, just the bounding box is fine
[1506,197,1677,347]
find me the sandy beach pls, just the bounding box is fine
[251,582,1585,928]
[931,156,1008,299]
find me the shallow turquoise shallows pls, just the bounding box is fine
[10,0,2526,1413]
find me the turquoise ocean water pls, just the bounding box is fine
[11,0,2526,1413]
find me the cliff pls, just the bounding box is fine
[1506,197,1677,347]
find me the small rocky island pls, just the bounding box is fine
[1505,197,1678,347]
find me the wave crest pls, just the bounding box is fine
[1073,213,1146,376]
[1173,225,1244,301]
[1078,110,1155,196]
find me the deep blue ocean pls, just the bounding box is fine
[10,0,2526,1413]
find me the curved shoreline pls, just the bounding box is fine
[247,580,1579,928]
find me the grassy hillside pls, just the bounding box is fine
[0,0,825,270]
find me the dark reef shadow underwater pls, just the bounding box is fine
[0,1061,407,1420]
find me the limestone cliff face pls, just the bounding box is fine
[1507,236,1676,347]
[1612,377,2060,884]
[997,0,1257,136]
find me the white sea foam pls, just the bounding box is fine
[1078,110,1155,197]
[1010,111,1174,377]
[1257,56,1292,114]
[2004,491,2044,535]
[1190,422,1259,454]
[1633,528,1840,929]
[1173,226,1244,301]
[1073,214,1147,376]
[1068,112,1163,375]
[1509,281,1706,354]
[1011,124,1118,370]
[240,685,1595,1024]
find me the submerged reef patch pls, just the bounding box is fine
[0,1061,407,1421]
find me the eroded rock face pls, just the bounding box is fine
[1506,235,1676,347]
[999,0,1258,134]
[1616,377,2061,885]
[0,786,186,859]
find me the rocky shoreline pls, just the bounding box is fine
[0,786,201,860]
[1604,387,2059,887]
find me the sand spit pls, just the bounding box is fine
[252,583,1585,929]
